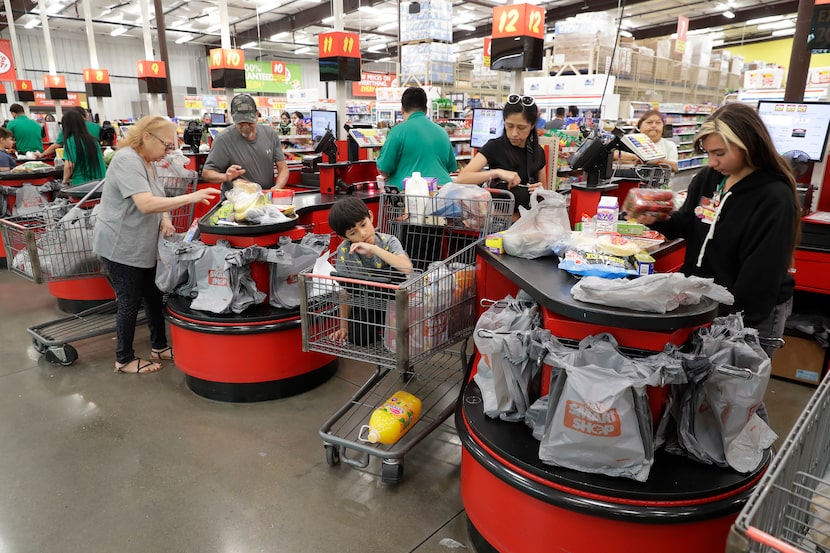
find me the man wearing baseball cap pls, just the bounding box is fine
[202,93,289,190]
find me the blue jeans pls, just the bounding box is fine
[104,258,168,365]
[753,297,793,361]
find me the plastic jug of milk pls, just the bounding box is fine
[404,172,430,224]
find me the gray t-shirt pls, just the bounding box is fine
[92,147,164,268]
[203,124,286,188]
[335,232,406,276]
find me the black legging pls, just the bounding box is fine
[103,258,168,365]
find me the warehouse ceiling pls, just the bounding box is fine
[0,0,803,66]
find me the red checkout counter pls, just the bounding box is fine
[165,160,382,402]
[461,247,770,553]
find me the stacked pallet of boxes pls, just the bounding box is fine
[400,0,454,85]
[552,13,616,74]
[709,50,731,91]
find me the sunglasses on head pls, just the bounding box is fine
[507,94,535,107]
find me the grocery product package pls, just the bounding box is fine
[225,179,269,222]
[622,188,674,220]
[501,189,571,259]
[155,151,197,192]
[570,273,734,313]
[430,183,491,230]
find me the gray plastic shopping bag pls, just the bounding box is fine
[261,234,330,310]
[155,233,207,294]
[190,241,264,314]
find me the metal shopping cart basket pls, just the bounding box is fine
[299,188,513,484]
[0,175,198,365]
[727,371,830,553]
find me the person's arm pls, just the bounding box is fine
[273,160,289,189]
[130,188,220,214]
[62,160,74,184]
[348,242,413,274]
[649,140,678,172]
[375,127,400,178]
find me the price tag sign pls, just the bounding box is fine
[137,60,167,79]
[272,61,287,77]
[83,68,110,84]
[492,4,545,40]
[209,48,244,70]
[318,31,360,58]
[483,37,492,68]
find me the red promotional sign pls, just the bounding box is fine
[0,84,5,93]
[483,37,492,68]
[0,40,16,81]
[33,91,81,107]
[83,68,111,84]
[43,74,67,89]
[319,32,361,58]
[492,4,545,40]
[675,16,689,55]
[15,79,33,92]
[137,60,167,79]
[209,48,244,70]
[351,72,396,97]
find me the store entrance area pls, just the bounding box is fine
[0,269,815,552]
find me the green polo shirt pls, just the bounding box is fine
[8,115,44,153]
[55,121,102,146]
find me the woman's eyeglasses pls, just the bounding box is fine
[149,133,175,152]
[507,94,535,107]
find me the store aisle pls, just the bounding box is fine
[0,269,816,553]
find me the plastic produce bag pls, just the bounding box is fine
[571,273,734,313]
[501,189,571,259]
[430,183,491,230]
[473,294,540,418]
[261,234,330,309]
[155,151,197,192]
[538,334,658,482]
[155,233,207,294]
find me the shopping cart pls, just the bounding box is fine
[300,189,513,484]
[727,371,830,553]
[0,175,197,365]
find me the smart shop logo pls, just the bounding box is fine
[0,52,11,74]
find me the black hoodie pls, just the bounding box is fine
[651,166,797,326]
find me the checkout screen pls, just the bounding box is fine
[471,108,505,149]
[757,101,830,161]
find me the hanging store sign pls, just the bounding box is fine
[491,3,545,40]
[0,83,6,103]
[483,37,492,68]
[33,91,83,107]
[318,32,361,58]
[675,16,689,55]
[809,0,830,52]
[352,72,395,97]
[137,60,168,94]
[44,74,68,101]
[15,79,34,102]
[84,68,112,98]
[209,48,246,89]
[213,60,302,93]
[271,61,288,82]
[0,40,16,81]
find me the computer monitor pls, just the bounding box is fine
[470,108,504,149]
[319,57,361,82]
[313,129,338,163]
[210,113,225,125]
[311,110,338,146]
[757,100,830,162]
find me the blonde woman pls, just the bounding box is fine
[92,116,220,374]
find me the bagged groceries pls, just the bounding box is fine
[155,233,207,294]
[623,188,674,220]
[262,234,330,309]
[570,273,734,313]
[430,183,491,230]
[501,189,571,259]
[12,182,51,216]
[190,241,265,314]
[154,151,197,192]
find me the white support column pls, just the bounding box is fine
[139,0,160,115]
[82,0,105,122]
[219,0,234,116]
[37,0,62,120]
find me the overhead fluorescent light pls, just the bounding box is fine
[294,46,311,54]
[175,35,193,44]
[368,44,386,52]
[758,20,795,31]
[723,10,735,18]
[377,57,393,62]
[772,28,796,37]
[271,32,289,41]
[358,5,376,13]
[204,24,221,33]
[712,39,725,47]
[240,41,258,49]
[457,24,476,31]
[322,16,334,24]
[377,22,397,32]
[748,16,781,25]
[110,26,127,36]
[619,30,633,38]
[24,18,40,29]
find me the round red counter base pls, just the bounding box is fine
[48,277,115,313]
[457,381,768,553]
[166,298,337,402]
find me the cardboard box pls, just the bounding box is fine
[771,335,828,386]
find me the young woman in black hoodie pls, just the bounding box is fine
[638,102,800,359]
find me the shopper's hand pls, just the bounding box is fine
[160,219,176,237]
[635,213,657,225]
[224,165,246,181]
[349,242,375,256]
[192,187,221,205]
[330,328,348,344]
[495,170,521,189]
[527,182,542,194]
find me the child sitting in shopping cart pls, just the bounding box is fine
[328,197,413,346]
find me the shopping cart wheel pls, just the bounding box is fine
[44,344,78,366]
[324,444,340,466]
[381,459,403,485]
[31,339,48,355]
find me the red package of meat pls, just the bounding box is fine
[623,188,674,221]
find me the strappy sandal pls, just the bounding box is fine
[150,347,174,361]
[114,358,162,374]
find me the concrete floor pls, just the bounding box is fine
[0,269,817,553]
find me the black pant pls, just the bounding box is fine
[104,258,167,365]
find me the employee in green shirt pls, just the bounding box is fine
[60,110,106,186]
[40,106,101,158]
[7,103,44,154]
[375,86,457,189]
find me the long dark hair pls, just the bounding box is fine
[500,100,544,183]
[62,110,100,174]
[694,102,801,260]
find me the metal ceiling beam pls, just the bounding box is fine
[631,0,800,40]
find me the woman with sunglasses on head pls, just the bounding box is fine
[92,116,220,375]
[457,94,547,214]
[637,102,800,361]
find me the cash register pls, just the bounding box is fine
[300,129,338,188]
